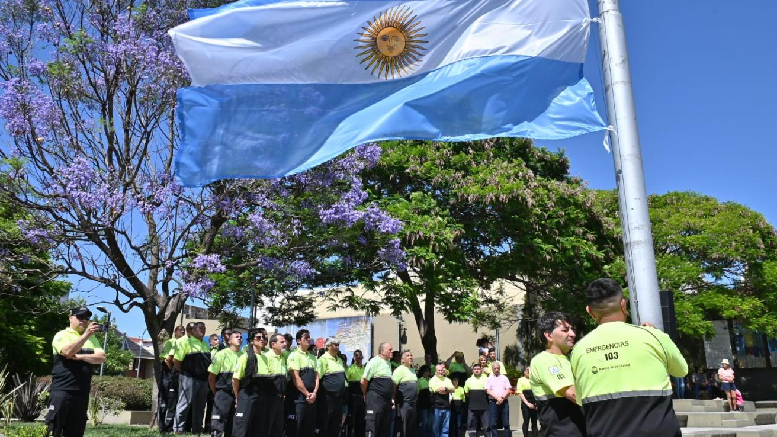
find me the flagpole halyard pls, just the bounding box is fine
[597,0,664,329]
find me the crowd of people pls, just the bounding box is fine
[155,322,517,437]
[47,277,721,437]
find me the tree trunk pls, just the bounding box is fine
[145,312,162,428]
[399,270,440,365]
[422,287,438,364]
[143,291,187,427]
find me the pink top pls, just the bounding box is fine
[485,374,512,399]
[718,367,735,383]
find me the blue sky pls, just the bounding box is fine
[105,0,777,336]
[549,0,776,227]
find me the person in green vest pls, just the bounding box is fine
[392,350,418,437]
[570,278,688,437]
[476,355,491,377]
[362,342,395,437]
[463,362,489,437]
[261,333,289,437]
[450,378,467,437]
[429,363,455,437]
[160,325,184,433]
[517,366,538,437]
[347,349,367,437]
[529,312,585,437]
[208,331,244,437]
[288,329,320,437]
[45,306,106,437]
[446,351,471,386]
[231,329,268,437]
[486,348,503,376]
[417,365,432,437]
[318,337,347,437]
[174,321,211,434]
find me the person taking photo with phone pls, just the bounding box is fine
[45,306,106,437]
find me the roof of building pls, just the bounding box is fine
[122,336,156,360]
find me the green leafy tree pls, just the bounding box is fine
[326,138,616,362]
[595,190,777,337]
[93,315,133,376]
[0,193,70,376]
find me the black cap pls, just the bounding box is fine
[70,306,92,318]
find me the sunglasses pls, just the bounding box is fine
[253,335,267,341]
[74,314,90,321]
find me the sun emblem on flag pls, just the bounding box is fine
[355,6,428,79]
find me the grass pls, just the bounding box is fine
[4,423,165,437]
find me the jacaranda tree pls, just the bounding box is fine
[0,0,403,424]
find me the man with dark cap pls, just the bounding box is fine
[571,278,688,437]
[45,306,106,437]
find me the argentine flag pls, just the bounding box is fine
[170,0,605,187]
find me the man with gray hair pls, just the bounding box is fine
[318,337,347,437]
[361,342,394,437]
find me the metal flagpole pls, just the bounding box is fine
[597,0,663,329]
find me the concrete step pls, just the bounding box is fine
[758,402,777,409]
[675,399,757,412]
[679,412,757,428]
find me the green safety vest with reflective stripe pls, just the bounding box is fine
[346,364,365,382]
[175,336,211,379]
[529,350,585,437]
[392,365,418,386]
[363,356,392,380]
[51,328,104,393]
[209,348,243,392]
[570,321,688,437]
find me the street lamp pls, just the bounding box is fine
[137,328,148,379]
[96,306,110,376]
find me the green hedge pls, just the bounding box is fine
[90,376,153,410]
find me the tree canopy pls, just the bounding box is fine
[596,190,777,337]
[0,193,70,376]
[322,138,616,361]
[0,0,401,422]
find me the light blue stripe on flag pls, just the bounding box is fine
[175,55,605,187]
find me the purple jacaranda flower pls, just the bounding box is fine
[191,254,226,273]
[28,59,45,76]
[378,238,407,271]
[17,220,52,245]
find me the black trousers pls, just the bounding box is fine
[521,403,538,437]
[205,389,215,431]
[232,389,261,437]
[210,390,235,437]
[158,366,176,433]
[467,409,491,437]
[349,392,366,437]
[285,393,298,437]
[365,391,391,437]
[295,400,317,437]
[45,390,89,437]
[396,401,417,437]
[322,393,344,437]
[257,393,285,437]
